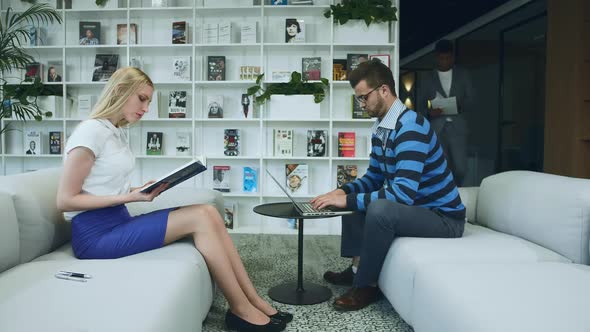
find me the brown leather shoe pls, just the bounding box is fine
[333,287,381,311]
[323,265,354,286]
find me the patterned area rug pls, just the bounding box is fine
[202,234,413,332]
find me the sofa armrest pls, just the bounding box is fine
[126,187,224,217]
[458,187,478,224]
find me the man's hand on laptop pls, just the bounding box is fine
[310,190,347,210]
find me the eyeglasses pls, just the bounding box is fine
[355,85,382,103]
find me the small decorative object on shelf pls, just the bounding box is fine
[241,94,251,118]
[224,129,240,156]
[273,129,293,157]
[168,91,187,118]
[79,21,100,45]
[302,57,321,81]
[307,129,327,157]
[338,132,356,157]
[207,56,226,81]
[92,54,119,82]
[285,163,308,195]
[285,18,305,43]
[243,166,258,193]
[337,165,358,187]
[146,132,163,155]
[175,132,191,156]
[49,131,63,155]
[207,95,224,118]
[213,165,231,192]
[172,21,188,44]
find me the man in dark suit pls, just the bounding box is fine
[422,39,474,186]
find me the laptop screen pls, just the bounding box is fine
[266,169,302,207]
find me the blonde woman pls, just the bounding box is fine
[56,67,291,332]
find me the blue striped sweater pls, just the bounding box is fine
[342,105,466,221]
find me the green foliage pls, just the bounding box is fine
[0,4,62,135]
[246,71,329,105]
[95,0,109,7]
[324,0,398,27]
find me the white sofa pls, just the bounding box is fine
[379,171,590,332]
[0,168,223,331]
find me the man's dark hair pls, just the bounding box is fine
[435,39,454,54]
[348,59,397,96]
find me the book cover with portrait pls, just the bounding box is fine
[207,56,226,81]
[168,90,187,118]
[352,94,370,119]
[92,54,118,82]
[285,18,305,43]
[285,163,308,195]
[307,129,327,157]
[46,61,63,82]
[79,21,100,45]
[207,95,224,118]
[213,165,231,192]
[346,53,368,77]
[146,132,163,155]
[24,130,42,155]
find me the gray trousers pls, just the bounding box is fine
[340,199,465,287]
[431,115,468,186]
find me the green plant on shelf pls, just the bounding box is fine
[0,4,62,135]
[246,71,329,105]
[324,0,398,27]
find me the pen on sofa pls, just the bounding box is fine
[58,271,93,279]
[55,274,87,282]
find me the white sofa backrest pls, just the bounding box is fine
[0,192,20,273]
[477,171,590,264]
[0,168,71,265]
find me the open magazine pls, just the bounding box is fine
[141,159,207,194]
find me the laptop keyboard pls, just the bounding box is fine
[298,202,328,213]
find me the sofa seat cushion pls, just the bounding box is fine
[0,259,213,332]
[412,262,590,332]
[378,223,570,325]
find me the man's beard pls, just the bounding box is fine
[366,95,385,118]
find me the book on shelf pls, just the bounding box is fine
[241,94,252,119]
[175,132,191,156]
[172,21,188,44]
[24,130,42,155]
[337,165,358,188]
[116,23,138,45]
[25,62,43,82]
[92,54,118,82]
[207,56,226,81]
[347,53,369,77]
[79,21,100,45]
[333,59,347,81]
[49,131,63,155]
[144,91,159,119]
[172,56,191,81]
[273,129,293,157]
[213,165,231,192]
[77,95,96,119]
[168,91,187,118]
[369,54,391,68]
[207,95,224,118]
[307,129,327,157]
[285,163,308,195]
[129,56,143,70]
[57,0,72,9]
[146,132,163,155]
[302,57,321,81]
[271,71,292,82]
[240,22,257,44]
[239,66,261,81]
[352,95,370,119]
[218,21,232,44]
[285,18,305,43]
[291,0,314,4]
[338,132,356,157]
[152,0,168,7]
[272,0,288,4]
[46,62,62,82]
[28,26,47,46]
[224,129,240,156]
[223,202,237,229]
[202,23,218,44]
[243,166,258,193]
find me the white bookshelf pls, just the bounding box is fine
[0,0,399,235]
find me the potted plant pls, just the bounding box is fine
[246,71,329,119]
[1,3,62,136]
[324,0,398,44]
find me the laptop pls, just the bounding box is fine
[141,159,207,194]
[266,169,354,217]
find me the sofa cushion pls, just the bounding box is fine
[0,168,70,263]
[378,223,569,326]
[458,187,478,223]
[0,259,213,331]
[0,192,20,273]
[411,262,590,332]
[477,171,590,264]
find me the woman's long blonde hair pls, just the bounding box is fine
[90,67,153,127]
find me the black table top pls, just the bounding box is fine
[253,202,341,220]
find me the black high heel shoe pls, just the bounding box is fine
[225,310,286,332]
[269,311,293,324]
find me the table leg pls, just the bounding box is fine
[268,218,332,305]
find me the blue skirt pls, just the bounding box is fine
[71,205,172,259]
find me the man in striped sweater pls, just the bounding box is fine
[310,59,466,311]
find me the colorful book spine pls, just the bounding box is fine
[338,132,356,157]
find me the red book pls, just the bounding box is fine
[338,132,356,157]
